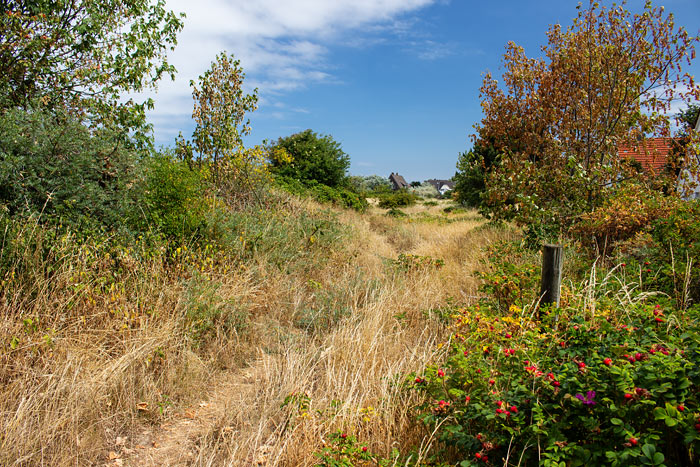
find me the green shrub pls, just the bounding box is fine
[409,243,700,466]
[137,153,209,242]
[0,105,139,232]
[274,176,367,212]
[377,190,418,209]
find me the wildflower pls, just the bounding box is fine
[575,391,596,406]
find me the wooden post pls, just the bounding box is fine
[540,244,564,308]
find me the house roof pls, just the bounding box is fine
[618,138,675,172]
[389,173,409,188]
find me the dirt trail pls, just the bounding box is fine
[108,202,487,466]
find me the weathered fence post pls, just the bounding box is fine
[540,244,564,308]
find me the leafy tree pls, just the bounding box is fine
[476,0,699,231]
[454,142,499,208]
[0,0,183,136]
[270,130,350,188]
[183,52,258,179]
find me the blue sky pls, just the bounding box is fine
[146,0,700,183]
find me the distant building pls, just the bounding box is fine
[388,173,409,190]
[425,179,455,196]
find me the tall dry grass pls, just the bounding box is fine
[0,197,516,466]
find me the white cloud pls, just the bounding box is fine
[140,0,437,144]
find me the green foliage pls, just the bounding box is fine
[473,241,540,312]
[454,142,499,208]
[0,0,183,136]
[275,177,367,212]
[138,153,209,242]
[314,431,382,467]
[182,52,258,177]
[640,199,700,308]
[376,190,418,209]
[0,104,139,232]
[270,130,350,188]
[347,174,392,194]
[409,244,700,467]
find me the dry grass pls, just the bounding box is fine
[0,197,516,466]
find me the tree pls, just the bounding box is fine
[0,0,183,135]
[476,0,699,231]
[270,130,350,188]
[454,141,499,208]
[185,52,258,178]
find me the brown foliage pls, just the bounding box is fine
[477,0,700,228]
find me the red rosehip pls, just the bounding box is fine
[465,396,471,402]
[578,362,586,369]
[341,433,347,439]
[482,455,488,462]
[635,353,643,361]
[510,405,518,413]
[489,379,495,385]
[553,381,560,387]
[624,393,633,400]
[437,369,445,378]
[505,333,512,339]
[603,358,613,366]
[655,317,664,323]
[677,404,685,412]
[635,387,644,396]
[475,452,482,459]
[629,437,638,446]
[362,446,368,452]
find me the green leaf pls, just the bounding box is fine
[611,418,623,425]
[652,452,664,465]
[642,444,656,459]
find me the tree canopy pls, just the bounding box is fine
[475,0,699,230]
[0,0,183,134]
[270,130,350,188]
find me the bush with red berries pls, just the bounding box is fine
[409,274,700,466]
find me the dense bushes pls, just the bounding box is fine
[274,176,368,212]
[376,190,418,209]
[410,239,700,466]
[0,105,139,232]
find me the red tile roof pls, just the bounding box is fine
[618,138,675,172]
